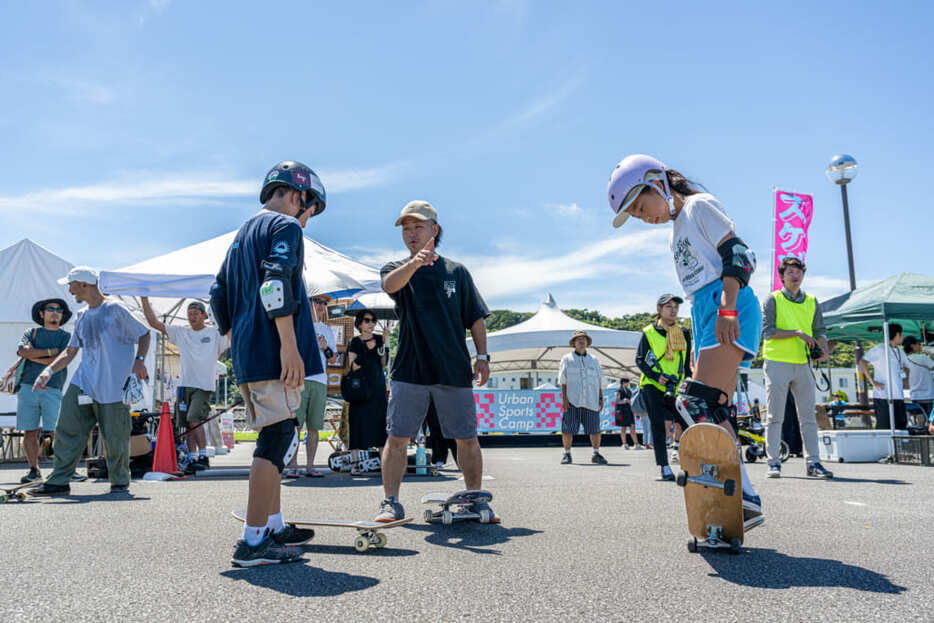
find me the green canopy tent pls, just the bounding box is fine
[821,272,934,434]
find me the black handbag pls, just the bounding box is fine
[341,366,373,403]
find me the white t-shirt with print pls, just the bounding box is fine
[305,322,336,385]
[670,193,736,298]
[906,353,934,400]
[165,325,227,392]
[863,343,909,400]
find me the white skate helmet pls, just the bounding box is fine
[607,154,675,228]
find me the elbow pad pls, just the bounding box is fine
[259,261,297,318]
[718,236,756,289]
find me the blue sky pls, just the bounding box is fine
[1,1,931,316]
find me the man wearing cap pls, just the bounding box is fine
[761,257,834,479]
[283,291,336,478]
[29,267,151,496]
[141,297,228,473]
[636,294,693,480]
[558,330,608,465]
[378,200,496,522]
[12,298,72,483]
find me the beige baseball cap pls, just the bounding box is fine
[57,266,99,285]
[394,200,438,227]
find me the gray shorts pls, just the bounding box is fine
[562,404,601,435]
[387,381,477,439]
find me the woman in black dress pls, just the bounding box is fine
[346,309,388,474]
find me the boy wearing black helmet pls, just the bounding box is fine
[210,161,326,567]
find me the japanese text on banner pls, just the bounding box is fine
[772,190,814,290]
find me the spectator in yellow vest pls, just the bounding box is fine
[761,257,833,478]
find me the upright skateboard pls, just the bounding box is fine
[231,510,412,552]
[676,423,747,553]
[0,481,42,503]
[421,489,499,524]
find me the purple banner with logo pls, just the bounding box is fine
[472,389,646,435]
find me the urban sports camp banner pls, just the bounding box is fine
[472,389,647,435]
[771,190,814,291]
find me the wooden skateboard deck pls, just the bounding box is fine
[231,510,412,552]
[421,489,498,524]
[676,423,743,553]
[0,480,43,503]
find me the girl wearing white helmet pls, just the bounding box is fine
[607,154,763,527]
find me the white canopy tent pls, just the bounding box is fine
[466,294,643,382]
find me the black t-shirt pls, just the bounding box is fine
[380,255,489,387]
[348,334,386,376]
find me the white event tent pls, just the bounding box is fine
[466,293,642,382]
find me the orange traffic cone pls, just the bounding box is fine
[152,401,182,476]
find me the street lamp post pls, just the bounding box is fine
[826,154,867,404]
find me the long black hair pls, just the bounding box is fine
[664,169,705,198]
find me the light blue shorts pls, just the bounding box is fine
[690,280,762,367]
[16,386,63,431]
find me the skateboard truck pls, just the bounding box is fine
[676,463,737,497]
[687,525,741,554]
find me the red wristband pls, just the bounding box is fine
[717,309,738,317]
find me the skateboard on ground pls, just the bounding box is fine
[421,489,498,525]
[328,449,381,473]
[231,510,412,552]
[0,481,42,503]
[676,423,748,554]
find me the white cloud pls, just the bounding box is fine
[0,163,402,215]
[546,202,582,217]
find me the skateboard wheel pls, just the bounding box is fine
[744,447,757,463]
[0,495,7,504]
[373,533,387,548]
[687,538,697,553]
[675,471,687,487]
[723,479,736,497]
[442,510,453,525]
[478,509,491,524]
[730,538,741,554]
[354,536,369,552]
[17,492,28,502]
[424,509,434,523]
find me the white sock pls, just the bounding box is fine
[563,449,571,455]
[199,449,206,459]
[266,511,285,533]
[592,448,600,455]
[243,525,265,546]
[737,445,756,497]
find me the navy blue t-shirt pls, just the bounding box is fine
[210,211,321,384]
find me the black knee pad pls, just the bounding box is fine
[253,418,299,473]
[676,380,731,425]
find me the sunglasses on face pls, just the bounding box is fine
[361,318,376,324]
[44,306,64,313]
[312,299,328,305]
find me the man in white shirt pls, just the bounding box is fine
[903,336,934,420]
[284,292,336,477]
[558,330,607,465]
[858,323,910,430]
[141,298,227,471]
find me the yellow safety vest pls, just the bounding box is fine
[639,324,686,392]
[762,290,815,364]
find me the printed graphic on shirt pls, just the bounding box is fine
[673,237,703,288]
[443,280,456,298]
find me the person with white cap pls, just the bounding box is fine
[607,155,764,527]
[29,266,151,497]
[140,297,228,473]
[558,329,608,465]
[377,200,497,523]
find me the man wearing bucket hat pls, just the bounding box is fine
[29,266,151,497]
[140,297,228,473]
[11,297,72,483]
[558,329,608,464]
[378,200,496,522]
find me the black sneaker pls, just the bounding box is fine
[560,453,572,465]
[807,462,834,479]
[271,524,315,546]
[232,530,303,567]
[27,482,70,497]
[109,484,129,494]
[20,467,41,484]
[591,452,608,465]
[660,465,675,481]
[197,456,211,468]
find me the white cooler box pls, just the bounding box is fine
[819,430,909,463]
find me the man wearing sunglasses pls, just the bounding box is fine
[13,298,72,483]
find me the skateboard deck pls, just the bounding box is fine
[0,480,43,503]
[676,423,744,553]
[231,510,412,552]
[421,489,498,524]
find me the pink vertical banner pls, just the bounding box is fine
[772,190,814,291]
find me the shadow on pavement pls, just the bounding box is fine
[704,548,907,593]
[298,543,418,557]
[403,522,543,555]
[779,476,911,486]
[42,493,151,504]
[221,561,378,596]
[281,474,460,489]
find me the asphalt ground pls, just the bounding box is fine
[2,440,932,622]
